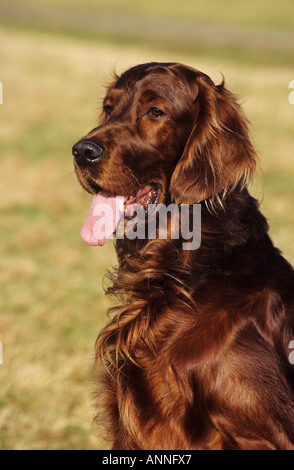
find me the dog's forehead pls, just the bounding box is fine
[107,64,194,105]
[114,63,176,88]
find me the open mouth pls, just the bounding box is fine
[80,183,160,247]
[124,183,160,217]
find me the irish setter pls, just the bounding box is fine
[73,62,294,450]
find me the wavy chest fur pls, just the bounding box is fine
[95,191,294,450]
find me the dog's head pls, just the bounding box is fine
[73,62,257,245]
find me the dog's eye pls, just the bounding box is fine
[104,105,113,117]
[148,107,164,118]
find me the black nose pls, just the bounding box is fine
[72,140,105,166]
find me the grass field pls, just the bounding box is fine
[0,0,294,450]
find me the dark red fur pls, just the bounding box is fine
[74,63,294,450]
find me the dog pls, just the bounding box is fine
[73,62,294,450]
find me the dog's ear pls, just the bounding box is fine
[170,76,258,204]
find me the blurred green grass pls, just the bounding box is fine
[0,0,294,450]
[4,0,294,29]
[1,0,294,66]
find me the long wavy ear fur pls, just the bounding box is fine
[169,76,258,205]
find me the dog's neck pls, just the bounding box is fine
[114,186,269,275]
[99,186,271,369]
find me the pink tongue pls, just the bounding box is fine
[81,192,124,246]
